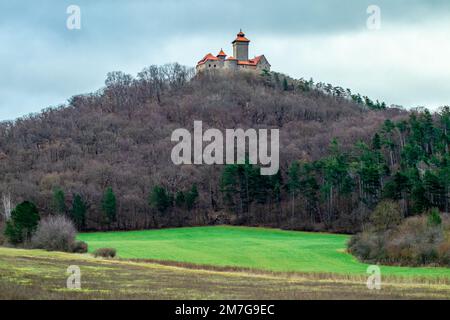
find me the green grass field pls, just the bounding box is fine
[2,226,450,299]
[78,226,450,278]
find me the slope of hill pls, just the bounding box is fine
[0,65,406,232]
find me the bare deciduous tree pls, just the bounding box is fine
[2,193,12,221]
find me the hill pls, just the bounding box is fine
[0,65,413,232]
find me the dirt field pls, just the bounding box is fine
[1,247,450,300]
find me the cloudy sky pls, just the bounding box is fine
[1,0,450,120]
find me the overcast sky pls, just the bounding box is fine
[1,0,450,120]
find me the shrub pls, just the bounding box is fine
[71,240,88,253]
[4,201,40,245]
[386,216,443,265]
[437,241,450,265]
[93,248,116,258]
[428,208,442,227]
[349,213,450,266]
[370,200,403,232]
[348,230,388,262]
[31,215,76,252]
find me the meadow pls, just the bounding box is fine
[78,226,450,278]
[2,226,450,299]
[1,246,450,299]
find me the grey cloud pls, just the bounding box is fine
[1,0,450,120]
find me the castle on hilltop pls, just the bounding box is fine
[196,30,271,73]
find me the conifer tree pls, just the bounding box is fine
[102,187,117,223]
[282,77,289,91]
[71,194,87,229]
[4,201,40,244]
[287,161,300,217]
[52,187,67,215]
[185,184,199,211]
[175,191,185,209]
[149,186,171,214]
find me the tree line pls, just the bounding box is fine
[50,187,115,230]
[44,183,199,230]
[217,107,449,232]
[271,73,388,110]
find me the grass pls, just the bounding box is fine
[2,226,450,299]
[1,247,450,300]
[78,226,450,278]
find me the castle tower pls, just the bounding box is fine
[197,29,270,73]
[232,30,250,61]
[217,49,227,61]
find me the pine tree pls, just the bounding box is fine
[175,191,185,209]
[220,162,271,215]
[185,184,199,211]
[396,120,409,148]
[220,164,239,213]
[411,179,429,214]
[4,201,40,244]
[322,140,354,221]
[423,170,444,208]
[71,194,87,229]
[354,142,384,207]
[421,109,437,155]
[282,77,289,91]
[299,163,319,222]
[438,154,450,212]
[149,186,171,214]
[52,187,67,215]
[102,187,117,223]
[381,119,397,166]
[371,133,382,151]
[287,161,301,217]
[270,170,283,205]
[439,106,450,154]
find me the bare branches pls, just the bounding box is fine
[2,193,12,221]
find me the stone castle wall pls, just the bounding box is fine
[233,42,249,61]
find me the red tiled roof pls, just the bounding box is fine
[232,30,250,43]
[197,53,219,66]
[237,55,263,66]
[226,56,237,61]
[217,49,227,57]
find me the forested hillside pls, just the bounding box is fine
[2,64,446,233]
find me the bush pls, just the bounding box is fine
[31,215,76,252]
[93,248,116,258]
[349,212,450,266]
[5,201,40,245]
[348,231,388,262]
[428,208,442,227]
[437,241,450,265]
[370,200,403,231]
[385,216,443,265]
[71,240,88,253]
